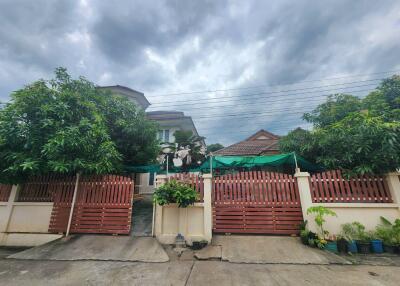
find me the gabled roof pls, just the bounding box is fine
[98,85,151,110]
[213,129,280,156]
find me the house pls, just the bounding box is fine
[213,129,280,156]
[99,85,204,194]
[98,85,150,110]
[146,111,204,145]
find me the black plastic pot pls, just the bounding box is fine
[383,244,396,254]
[337,238,348,254]
[191,241,208,250]
[356,241,371,254]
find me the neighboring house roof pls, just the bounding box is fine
[98,85,151,110]
[147,111,205,147]
[213,129,280,156]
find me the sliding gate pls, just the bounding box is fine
[213,171,303,235]
[49,175,134,235]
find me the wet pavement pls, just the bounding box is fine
[131,197,153,237]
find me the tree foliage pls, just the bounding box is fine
[280,75,400,175]
[0,68,159,183]
[207,143,224,153]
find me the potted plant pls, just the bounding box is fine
[336,234,348,254]
[306,206,337,251]
[341,223,358,254]
[300,229,310,245]
[370,232,383,254]
[376,217,400,254]
[324,235,338,253]
[153,179,198,208]
[353,222,371,254]
[299,221,309,245]
[308,238,316,248]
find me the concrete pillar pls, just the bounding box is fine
[2,185,19,232]
[153,175,168,237]
[202,174,213,242]
[386,172,400,204]
[294,171,315,231]
[1,185,19,245]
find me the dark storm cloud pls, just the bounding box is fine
[90,1,224,64]
[0,0,399,145]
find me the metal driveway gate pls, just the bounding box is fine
[213,171,303,235]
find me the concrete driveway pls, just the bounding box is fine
[8,235,169,262]
[212,235,350,264]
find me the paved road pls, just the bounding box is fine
[0,259,399,286]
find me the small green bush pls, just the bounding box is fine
[306,206,337,239]
[153,179,198,208]
[376,217,400,245]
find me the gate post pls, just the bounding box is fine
[386,172,400,204]
[294,171,313,222]
[202,174,213,243]
[153,175,168,237]
[1,185,19,233]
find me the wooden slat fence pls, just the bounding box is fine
[0,184,12,202]
[310,170,392,203]
[17,174,73,202]
[212,171,303,235]
[213,171,301,205]
[169,173,204,202]
[49,175,134,235]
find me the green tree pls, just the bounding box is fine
[278,128,317,163]
[0,68,158,183]
[207,143,224,153]
[280,76,400,175]
[96,92,160,166]
[303,94,362,128]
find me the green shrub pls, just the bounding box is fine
[376,217,400,245]
[153,179,198,208]
[306,206,337,239]
[341,223,358,242]
[351,222,372,242]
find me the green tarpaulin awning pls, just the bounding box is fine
[200,153,322,172]
[124,153,322,174]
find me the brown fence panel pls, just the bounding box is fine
[0,184,12,202]
[49,175,134,235]
[18,174,73,202]
[212,171,302,235]
[170,173,204,202]
[310,170,392,203]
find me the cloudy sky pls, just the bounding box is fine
[1,0,399,146]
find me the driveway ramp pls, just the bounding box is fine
[8,235,169,262]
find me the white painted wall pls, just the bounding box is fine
[137,173,156,194]
[7,203,54,233]
[153,174,212,245]
[0,186,62,247]
[296,172,400,235]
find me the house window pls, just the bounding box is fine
[149,172,155,186]
[164,129,170,142]
[158,130,163,141]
